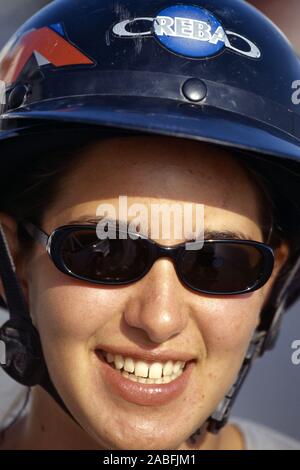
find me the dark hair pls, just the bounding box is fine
[0,126,129,258]
[1,141,92,256]
[240,160,284,248]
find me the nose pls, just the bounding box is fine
[123,258,189,343]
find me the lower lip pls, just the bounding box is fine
[95,351,196,406]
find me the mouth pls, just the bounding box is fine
[97,349,190,384]
[95,349,196,406]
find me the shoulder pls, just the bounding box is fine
[230,416,300,450]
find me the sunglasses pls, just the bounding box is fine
[20,221,275,296]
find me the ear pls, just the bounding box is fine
[0,212,29,307]
[261,240,290,305]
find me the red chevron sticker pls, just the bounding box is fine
[0,26,94,84]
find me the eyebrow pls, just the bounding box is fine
[202,230,253,241]
[65,216,254,241]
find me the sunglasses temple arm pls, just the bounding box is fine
[21,221,49,248]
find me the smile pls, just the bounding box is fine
[95,350,196,406]
[101,350,187,384]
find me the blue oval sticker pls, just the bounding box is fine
[153,5,226,58]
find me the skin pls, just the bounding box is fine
[0,136,289,450]
[250,0,300,54]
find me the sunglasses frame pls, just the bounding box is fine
[21,221,275,296]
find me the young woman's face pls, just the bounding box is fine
[19,136,288,449]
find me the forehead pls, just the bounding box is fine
[62,135,260,206]
[45,135,263,240]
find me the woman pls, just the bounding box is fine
[0,0,300,450]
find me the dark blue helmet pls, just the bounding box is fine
[1,0,299,158]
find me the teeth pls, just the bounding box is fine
[149,363,163,379]
[162,360,173,376]
[103,351,187,381]
[163,376,172,384]
[173,361,183,374]
[114,354,124,370]
[137,377,147,383]
[129,375,138,382]
[120,370,183,384]
[134,361,149,378]
[124,357,135,373]
[107,353,114,363]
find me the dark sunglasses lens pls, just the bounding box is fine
[180,242,266,293]
[60,228,150,282]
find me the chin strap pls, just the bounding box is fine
[206,330,266,435]
[0,220,298,442]
[188,330,266,443]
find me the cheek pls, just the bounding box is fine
[189,293,264,408]
[195,292,263,359]
[27,253,126,348]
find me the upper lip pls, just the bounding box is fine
[95,345,197,364]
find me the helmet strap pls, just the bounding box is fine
[188,329,266,443]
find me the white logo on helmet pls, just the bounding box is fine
[112,5,261,59]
